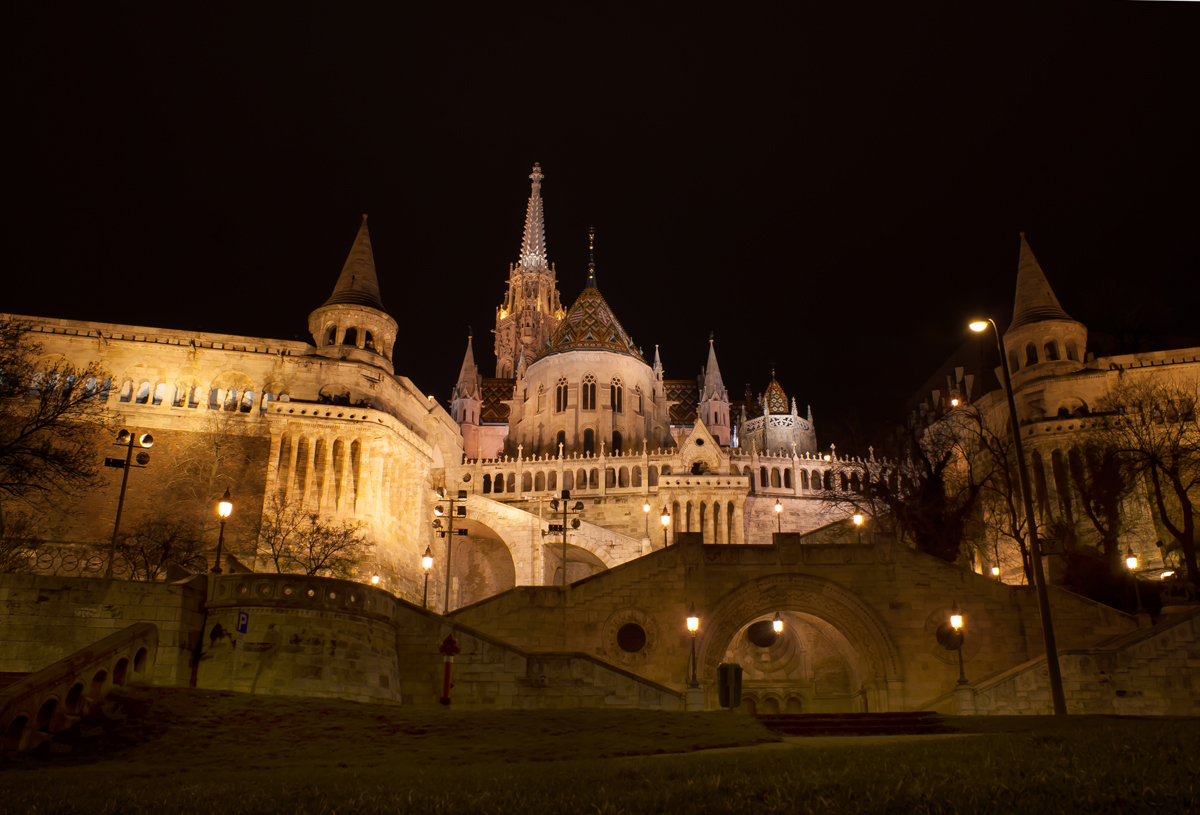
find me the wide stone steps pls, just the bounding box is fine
[0,671,32,692]
[757,712,954,737]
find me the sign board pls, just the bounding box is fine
[104,458,126,469]
[1039,538,1066,555]
[236,611,250,634]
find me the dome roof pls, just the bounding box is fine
[539,284,643,361]
[764,376,788,415]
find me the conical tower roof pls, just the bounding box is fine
[453,333,480,400]
[763,371,788,415]
[539,231,642,361]
[323,215,385,310]
[517,164,549,268]
[701,337,727,401]
[1009,233,1072,331]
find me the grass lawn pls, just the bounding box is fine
[1,688,1196,814]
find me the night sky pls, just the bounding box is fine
[9,3,1198,448]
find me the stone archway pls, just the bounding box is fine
[447,519,517,609]
[697,573,903,711]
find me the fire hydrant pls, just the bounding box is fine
[438,633,460,705]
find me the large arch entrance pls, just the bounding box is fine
[446,519,517,610]
[697,573,903,712]
[543,543,606,588]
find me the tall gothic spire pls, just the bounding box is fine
[453,331,480,400]
[323,215,385,310]
[701,335,727,401]
[518,163,549,268]
[1009,232,1072,331]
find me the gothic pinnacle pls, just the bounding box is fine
[518,163,549,268]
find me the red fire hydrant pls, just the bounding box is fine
[438,633,460,706]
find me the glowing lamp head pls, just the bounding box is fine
[950,398,960,407]
[434,504,445,517]
[686,603,699,633]
[661,507,670,527]
[823,455,831,461]
[217,487,233,519]
[852,513,863,526]
[772,612,783,634]
[991,565,1001,577]
[370,572,380,585]
[969,321,988,333]
[1125,548,1137,570]
[643,501,650,514]
[949,601,963,631]
[1161,570,1175,580]
[774,499,782,514]
[422,546,433,571]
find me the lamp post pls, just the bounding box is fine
[104,429,154,578]
[991,565,1001,578]
[422,546,434,609]
[970,318,1067,715]
[853,512,864,545]
[774,498,783,534]
[434,487,469,613]
[1125,547,1145,614]
[661,506,670,547]
[935,601,969,686]
[686,603,699,688]
[643,500,650,539]
[211,487,233,574]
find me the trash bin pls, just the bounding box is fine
[717,662,743,709]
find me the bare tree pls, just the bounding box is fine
[0,510,42,573]
[0,321,109,510]
[255,496,370,579]
[1091,374,1200,586]
[117,515,208,581]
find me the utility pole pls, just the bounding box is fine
[433,487,468,614]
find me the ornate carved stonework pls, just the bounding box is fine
[602,607,660,666]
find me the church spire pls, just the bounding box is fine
[1009,232,1072,330]
[518,163,548,268]
[322,215,385,310]
[699,335,731,445]
[701,334,727,402]
[453,330,480,401]
[586,226,598,289]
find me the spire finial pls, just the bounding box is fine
[517,164,548,268]
[709,331,714,343]
[586,226,597,288]
[467,325,472,340]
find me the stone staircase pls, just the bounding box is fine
[757,712,953,737]
[0,673,30,692]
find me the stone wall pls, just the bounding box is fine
[0,574,205,686]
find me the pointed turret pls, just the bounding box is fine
[653,345,664,381]
[452,333,481,404]
[699,336,731,445]
[308,215,398,374]
[1009,233,1072,331]
[322,215,386,310]
[518,164,549,268]
[451,332,484,458]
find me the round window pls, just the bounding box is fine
[695,438,705,445]
[616,623,647,653]
[462,473,472,482]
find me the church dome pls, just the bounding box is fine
[538,283,642,361]
[764,375,788,415]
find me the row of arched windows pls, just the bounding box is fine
[1009,338,1080,373]
[479,464,672,495]
[551,375,631,414]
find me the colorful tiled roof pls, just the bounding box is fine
[539,285,644,361]
[764,376,788,415]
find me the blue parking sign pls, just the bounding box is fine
[236,611,249,634]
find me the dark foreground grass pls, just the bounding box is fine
[1,689,1196,814]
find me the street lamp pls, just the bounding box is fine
[371,571,380,585]
[991,565,1001,578]
[686,603,700,688]
[772,611,783,634]
[853,512,864,545]
[643,500,651,540]
[422,546,434,609]
[212,487,233,574]
[661,506,670,548]
[774,498,783,533]
[104,429,154,578]
[936,601,969,686]
[969,317,1066,715]
[1125,547,1145,613]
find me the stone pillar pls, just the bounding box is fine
[685,687,705,711]
[953,684,977,715]
[321,438,337,516]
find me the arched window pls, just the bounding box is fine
[482,474,491,494]
[555,430,566,453]
[583,428,595,456]
[1025,343,1038,366]
[1065,339,1079,361]
[633,385,642,413]
[326,325,337,345]
[612,430,622,454]
[1043,340,1060,361]
[343,327,358,347]
[611,377,623,413]
[800,470,809,490]
[759,467,768,488]
[364,331,376,352]
[784,469,792,489]
[582,374,597,410]
[555,377,568,413]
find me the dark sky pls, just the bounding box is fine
[9,3,1199,449]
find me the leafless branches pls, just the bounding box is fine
[255,495,370,579]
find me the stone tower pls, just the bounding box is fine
[698,337,731,446]
[1003,232,1088,418]
[308,215,398,374]
[494,164,564,377]
[451,333,483,458]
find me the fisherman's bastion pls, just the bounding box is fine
[1,165,1197,749]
